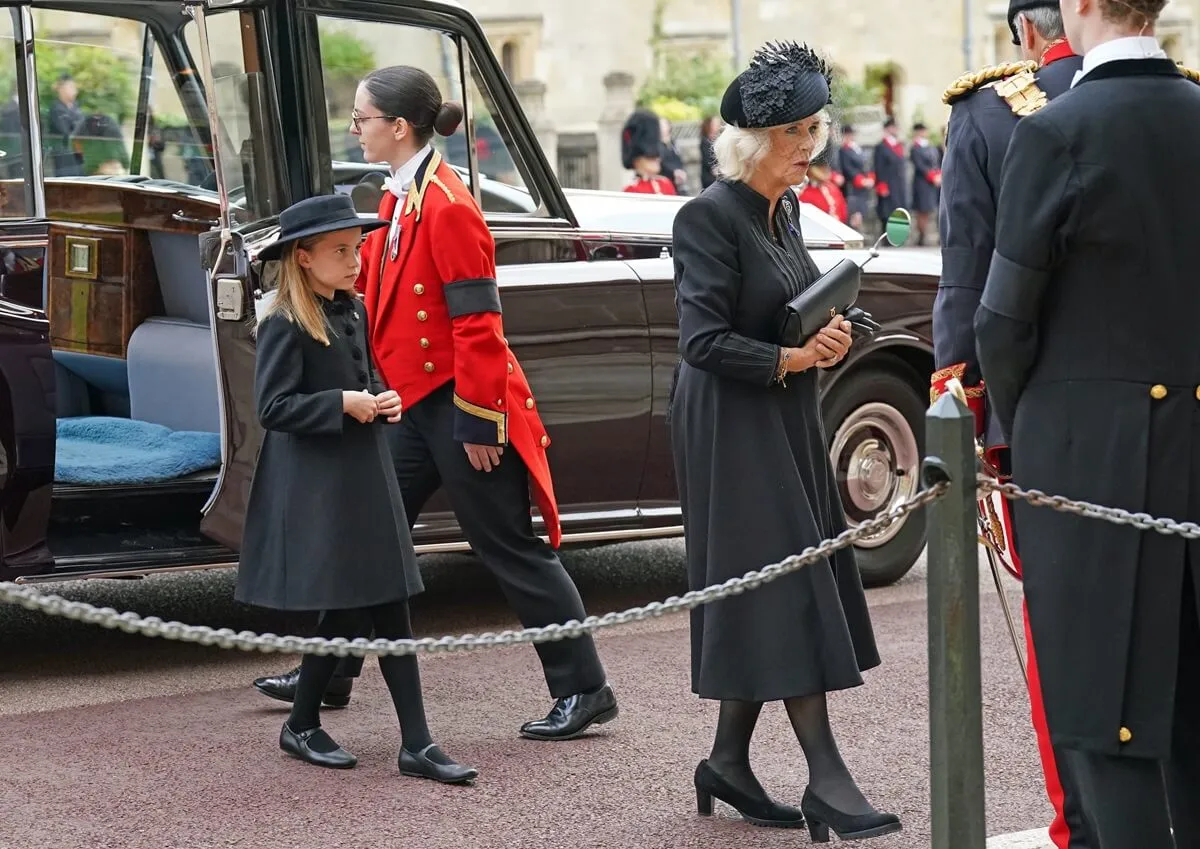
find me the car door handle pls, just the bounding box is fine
[172,210,219,227]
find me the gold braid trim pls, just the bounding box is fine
[943,61,1038,105]
[429,174,457,203]
[1179,64,1200,84]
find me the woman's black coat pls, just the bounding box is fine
[669,179,880,702]
[235,291,423,611]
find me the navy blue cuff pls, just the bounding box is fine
[452,394,507,445]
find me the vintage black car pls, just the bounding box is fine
[0,0,940,590]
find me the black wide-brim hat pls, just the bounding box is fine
[1008,0,1059,44]
[720,40,833,129]
[259,193,387,261]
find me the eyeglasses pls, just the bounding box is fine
[350,111,399,131]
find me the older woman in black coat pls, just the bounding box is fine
[669,42,900,842]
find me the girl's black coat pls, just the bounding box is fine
[235,291,423,611]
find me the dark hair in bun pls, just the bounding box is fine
[362,65,463,144]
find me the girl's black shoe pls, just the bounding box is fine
[398,743,478,785]
[693,760,806,829]
[800,787,902,842]
[279,722,357,769]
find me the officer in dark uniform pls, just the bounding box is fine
[837,124,874,232]
[621,109,677,195]
[931,3,1090,848]
[975,0,1200,842]
[870,116,907,233]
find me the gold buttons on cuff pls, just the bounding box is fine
[1119,726,1133,744]
[507,362,514,374]
[417,310,428,321]
[414,283,425,295]
[1150,384,1167,399]
[419,338,430,348]
[525,397,535,409]
[423,362,434,373]
[540,435,550,447]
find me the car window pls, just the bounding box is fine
[460,51,540,214]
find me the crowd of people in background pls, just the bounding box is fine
[621,106,946,246]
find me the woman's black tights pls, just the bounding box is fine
[287,601,433,754]
[708,693,873,814]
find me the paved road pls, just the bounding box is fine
[0,541,1050,848]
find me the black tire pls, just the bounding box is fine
[821,362,927,587]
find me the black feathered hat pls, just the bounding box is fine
[621,109,662,170]
[1007,0,1059,45]
[720,40,833,129]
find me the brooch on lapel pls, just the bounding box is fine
[781,196,800,238]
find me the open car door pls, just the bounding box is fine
[194,2,286,550]
[0,7,56,578]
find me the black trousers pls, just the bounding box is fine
[1060,563,1200,848]
[332,382,606,699]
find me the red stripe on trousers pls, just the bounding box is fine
[1023,598,1071,849]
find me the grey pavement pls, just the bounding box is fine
[0,540,1055,848]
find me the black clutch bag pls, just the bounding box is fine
[778,257,862,348]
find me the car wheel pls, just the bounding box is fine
[822,364,927,587]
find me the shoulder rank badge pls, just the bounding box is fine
[943,60,1038,106]
[993,69,1047,116]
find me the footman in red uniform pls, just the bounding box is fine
[253,65,618,741]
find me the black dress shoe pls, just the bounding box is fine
[398,744,478,785]
[518,684,618,741]
[279,722,357,769]
[253,666,353,708]
[800,787,901,842]
[694,760,806,829]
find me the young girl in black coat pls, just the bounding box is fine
[236,193,476,784]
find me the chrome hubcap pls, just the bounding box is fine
[829,402,919,549]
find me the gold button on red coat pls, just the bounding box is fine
[413,283,425,295]
[507,362,514,374]
[540,435,550,447]
[423,362,434,373]
[525,397,535,409]
[417,310,428,321]
[419,338,430,348]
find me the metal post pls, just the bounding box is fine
[731,0,742,69]
[924,393,986,849]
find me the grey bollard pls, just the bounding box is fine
[922,392,986,849]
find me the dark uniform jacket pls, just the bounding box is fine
[838,141,873,217]
[975,57,1200,758]
[932,45,1082,445]
[871,135,908,220]
[909,141,942,213]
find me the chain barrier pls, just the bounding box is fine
[0,481,949,657]
[978,476,1200,539]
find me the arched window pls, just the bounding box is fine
[501,40,518,80]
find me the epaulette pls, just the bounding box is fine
[943,61,1038,105]
[1179,63,1200,84]
[429,174,456,203]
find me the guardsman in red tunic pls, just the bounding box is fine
[798,156,848,223]
[933,3,1092,847]
[621,108,677,195]
[253,65,618,741]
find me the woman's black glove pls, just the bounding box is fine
[844,306,881,339]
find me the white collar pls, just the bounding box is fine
[383,144,432,198]
[1072,36,1166,87]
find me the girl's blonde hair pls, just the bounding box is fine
[260,235,332,346]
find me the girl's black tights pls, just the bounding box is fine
[287,600,433,754]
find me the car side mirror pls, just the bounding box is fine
[884,208,912,247]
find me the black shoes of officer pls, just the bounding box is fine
[279,722,357,769]
[398,743,478,785]
[254,666,353,708]
[518,684,619,741]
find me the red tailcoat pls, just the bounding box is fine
[799,179,848,223]
[356,150,562,547]
[623,175,676,195]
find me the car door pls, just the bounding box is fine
[201,1,652,550]
[0,6,57,579]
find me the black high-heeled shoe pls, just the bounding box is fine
[800,787,902,842]
[693,760,806,829]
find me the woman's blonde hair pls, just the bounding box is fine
[260,235,332,346]
[713,108,833,183]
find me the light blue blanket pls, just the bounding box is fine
[55,417,221,485]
